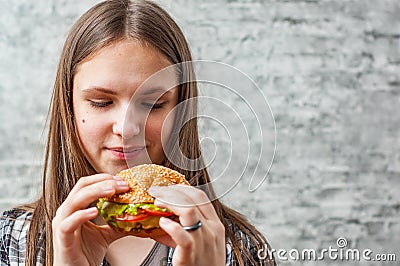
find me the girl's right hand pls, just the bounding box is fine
[52,174,130,266]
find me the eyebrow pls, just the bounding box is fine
[81,87,118,95]
[141,86,174,95]
[81,86,173,96]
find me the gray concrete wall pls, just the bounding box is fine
[1,0,399,265]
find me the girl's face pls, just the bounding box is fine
[73,39,178,175]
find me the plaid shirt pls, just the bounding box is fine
[1,208,273,266]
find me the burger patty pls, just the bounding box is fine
[113,216,161,232]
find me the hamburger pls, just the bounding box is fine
[97,164,189,238]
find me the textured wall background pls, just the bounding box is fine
[1,0,399,265]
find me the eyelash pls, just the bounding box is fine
[89,100,113,108]
[88,100,165,110]
[141,102,165,109]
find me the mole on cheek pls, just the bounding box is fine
[82,119,85,123]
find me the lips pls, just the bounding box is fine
[108,146,145,160]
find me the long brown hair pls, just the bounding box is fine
[26,1,275,265]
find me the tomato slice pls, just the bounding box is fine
[115,213,149,222]
[144,209,174,217]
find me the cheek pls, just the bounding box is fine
[145,111,176,145]
[75,116,107,143]
[145,119,162,142]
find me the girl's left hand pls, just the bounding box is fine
[148,185,226,266]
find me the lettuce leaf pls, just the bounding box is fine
[96,199,171,221]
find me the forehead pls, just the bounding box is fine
[73,39,178,95]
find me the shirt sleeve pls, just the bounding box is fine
[0,208,32,266]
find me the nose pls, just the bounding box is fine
[112,106,141,139]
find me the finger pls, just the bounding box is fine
[58,179,129,218]
[158,217,225,266]
[151,232,177,248]
[65,179,129,214]
[53,207,98,246]
[152,190,203,229]
[149,185,219,221]
[67,174,121,201]
[71,174,116,193]
[158,217,197,252]
[153,198,202,230]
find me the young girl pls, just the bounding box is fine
[0,0,275,265]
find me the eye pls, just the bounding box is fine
[141,102,165,110]
[89,100,113,108]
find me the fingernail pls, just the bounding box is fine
[117,181,129,187]
[113,175,123,181]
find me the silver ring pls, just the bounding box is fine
[182,220,202,231]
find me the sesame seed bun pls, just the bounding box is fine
[107,164,189,204]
